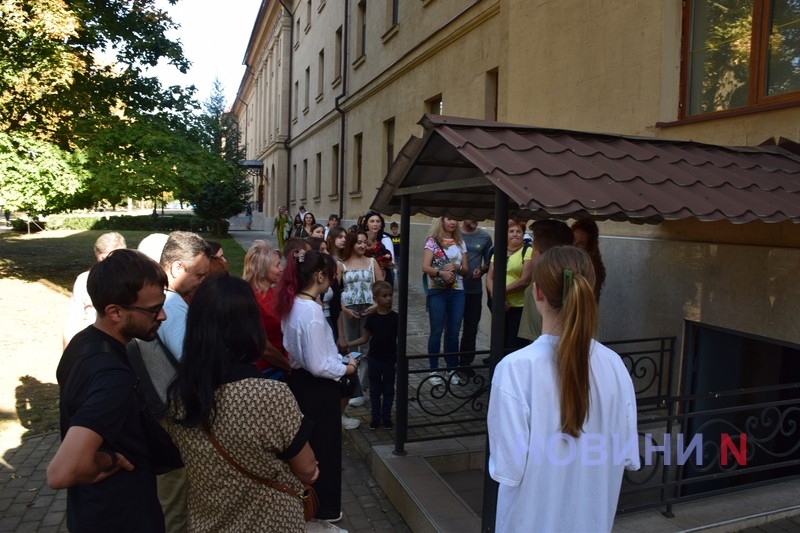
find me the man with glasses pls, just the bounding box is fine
[48,249,169,532]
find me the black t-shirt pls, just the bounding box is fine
[58,326,164,533]
[364,311,398,363]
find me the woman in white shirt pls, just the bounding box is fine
[277,250,358,528]
[487,246,639,532]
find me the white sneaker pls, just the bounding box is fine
[448,371,463,386]
[428,372,444,385]
[348,396,365,407]
[341,415,360,430]
[306,520,348,532]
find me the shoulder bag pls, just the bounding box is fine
[203,428,319,521]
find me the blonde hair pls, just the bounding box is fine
[533,246,597,437]
[243,240,279,295]
[94,232,126,255]
[427,216,463,246]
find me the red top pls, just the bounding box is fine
[253,287,288,371]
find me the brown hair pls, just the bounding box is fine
[533,246,597,437]
[570,218,606,302]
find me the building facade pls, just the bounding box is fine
[233,0,800,352]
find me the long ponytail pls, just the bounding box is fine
[533,246,598,437]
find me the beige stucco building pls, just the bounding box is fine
[233,0,800,350]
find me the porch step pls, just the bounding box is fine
[371,438,484,533]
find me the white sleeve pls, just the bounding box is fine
[300,307,347,380]
[381,235,395,261]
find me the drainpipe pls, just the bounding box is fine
[278,0,294,211]
[334,0,350,219]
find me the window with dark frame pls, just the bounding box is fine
[426,94,443,115]
[357,0,367,58]
[384,118,395,173]
[334,27,343,81]
[318,49,325,97]
[331,143,340,196]
[682,0,800,118]
[353,133,363,193]
[315,152,322,198]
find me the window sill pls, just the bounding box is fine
[348,190,362,199]
[292,117,298,125]
[304,23,311,35]
[317,1,325,13]
[352,54,366,70]
[331,76,342,90]
[421,0,435,6]
[315,93,323,104]
[312,195,321,202]
[382,24,399,44]
[328,193,340,201]
[302,106,310,115]
[294,42,299,52]
[658,99,800,129]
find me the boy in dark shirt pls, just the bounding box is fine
[344,281,398,429]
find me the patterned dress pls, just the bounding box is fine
[167,371,312,532]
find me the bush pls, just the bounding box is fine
[13,214,227,234]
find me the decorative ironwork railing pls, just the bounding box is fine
[397,337,676,446]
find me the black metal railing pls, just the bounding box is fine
[396,337,676,447]
[394,334,800,519]
[619,380,800,516]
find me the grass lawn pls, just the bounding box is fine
[0,229,247,437]
[0,229,247,292]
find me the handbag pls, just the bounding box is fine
[203,428,319,521]
[429,240,453,289]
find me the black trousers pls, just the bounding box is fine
[287,368,342,520]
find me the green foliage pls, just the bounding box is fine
[184,80,251,236]
[40,214,223,233]
[186,173,251,236]
[0,132,87,214]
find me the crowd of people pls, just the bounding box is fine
[47,206,635,533]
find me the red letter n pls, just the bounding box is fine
[720,433,747,466]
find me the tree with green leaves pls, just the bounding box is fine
[0,0,200,215]
[184,80,252,236]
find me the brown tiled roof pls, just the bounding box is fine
[371,115,800,224]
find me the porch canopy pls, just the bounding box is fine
[374,112,800,440]
[371,114,800,224]
[372,114,800,529]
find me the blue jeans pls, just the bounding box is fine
[427,289,465,369]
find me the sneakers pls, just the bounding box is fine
[369,419,381,430]
[448,370,464,386]
[305,519,348,532]
[348,396,366,407]
[383,419,394,430]
[428,372,444,385]
[341,415,360,430]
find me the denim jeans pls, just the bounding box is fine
[427,288,465,369]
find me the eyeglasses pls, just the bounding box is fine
[120,303,164,318]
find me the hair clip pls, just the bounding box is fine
[294,249,305,263]
[562,269,574,303]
